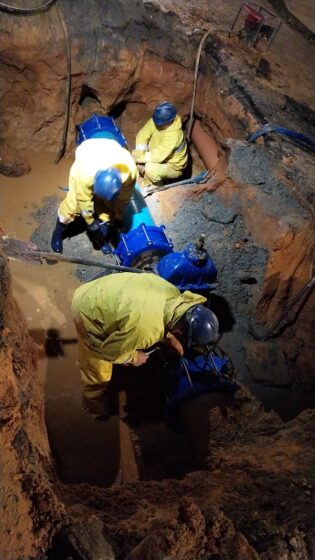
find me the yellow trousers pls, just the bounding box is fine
[144,162,182,186]
[77,336,113,416]
[58,188,86,224]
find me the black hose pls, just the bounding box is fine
[0,0,71,163]
[54,0,71,163]
[0,0,56,13]
[187,28,237,140]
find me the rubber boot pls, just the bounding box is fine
[51,218,67,253]
[99,222,113,255]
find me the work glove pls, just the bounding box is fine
[87,219,101,233]
[98,221,111,239]
[87,220,104,247]
[88,220,113,254]
[87,220,111,238]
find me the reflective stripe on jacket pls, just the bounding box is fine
[71,273,206,365]
[135,114,188,171]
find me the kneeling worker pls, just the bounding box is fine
[51,137,137,254]
[71,272,219,418]
[132,101,188,188]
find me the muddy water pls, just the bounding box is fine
[0,152,121,486]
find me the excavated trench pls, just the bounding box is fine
[0,1,315,559]
[1,76,313,483]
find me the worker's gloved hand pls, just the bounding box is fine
[98,221,111,239]
[164,332,184,357]
[87,220,112,254]
[87,219,101,233]
[133,351,149,367]
[87,219,103,246]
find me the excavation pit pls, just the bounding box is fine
[0,119,312,490]
[0,1,314,558]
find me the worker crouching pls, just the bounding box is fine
[51,137,137,254]
[132,101,188,188]
[71,272,219,419]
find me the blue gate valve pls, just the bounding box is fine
[163,351,240,409]
[156,234,218,291]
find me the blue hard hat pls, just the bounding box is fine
[153,101,177,126]
[93,168,122,201]
[185,305,219,347]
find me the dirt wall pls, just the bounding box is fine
[0,252,66,560]
[56,390,315,560]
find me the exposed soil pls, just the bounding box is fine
[0,1,314,559]
[54,389,315,560]
[0,253,66,560]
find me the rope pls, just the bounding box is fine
[0,0,56,13]
[187,30,212,139]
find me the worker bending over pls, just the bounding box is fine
[132,101,188,188]
[71,272,219,418]
[51,137,137,254]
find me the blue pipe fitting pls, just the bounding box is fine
[164,353,239,409]
[123,183,156,232]
[114,223,173,268]
[76,114,127,147]
[155,242,218,291]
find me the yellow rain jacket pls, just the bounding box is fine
[59,138,137,225]
[72,272,206,367]
[135,114,187,171]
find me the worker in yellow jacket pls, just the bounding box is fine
[71,272,219,418]
[132,102,188,188]
[51,138,137,254]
